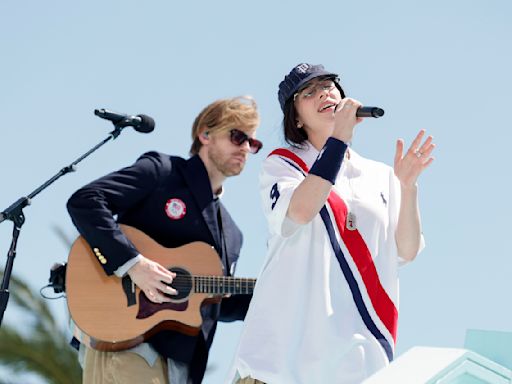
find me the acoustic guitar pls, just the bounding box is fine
[66,224,256,351]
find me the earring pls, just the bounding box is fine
[297,122,303,129]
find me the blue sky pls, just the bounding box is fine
[1,1,511,382]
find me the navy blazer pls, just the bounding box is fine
[67,151,251,383]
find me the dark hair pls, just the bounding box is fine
[283,98,308,147]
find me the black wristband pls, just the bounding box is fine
[309,137,347,184]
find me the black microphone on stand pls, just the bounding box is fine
[356,106,385,118]
[94,109,155,133]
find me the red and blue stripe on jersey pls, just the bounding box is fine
[269,148,397,362]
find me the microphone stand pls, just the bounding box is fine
[0,123,129,326]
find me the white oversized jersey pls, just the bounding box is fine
[228,143,422,384]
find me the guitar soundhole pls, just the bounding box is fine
[167,267,192,301]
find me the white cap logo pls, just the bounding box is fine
[296,63,310,73]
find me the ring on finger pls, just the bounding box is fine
[414,151,422,158]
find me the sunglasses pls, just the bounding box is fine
[230,129,263,154]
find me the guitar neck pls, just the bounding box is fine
[193,276,256,295]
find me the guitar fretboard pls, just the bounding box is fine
[193,276,256,295]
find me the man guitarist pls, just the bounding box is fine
[66,96,262,384]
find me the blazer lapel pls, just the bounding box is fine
[218,202,245,276]
[178,156,222,252]
[202,200,222,252]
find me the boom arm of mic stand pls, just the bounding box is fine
[0,124,127,327]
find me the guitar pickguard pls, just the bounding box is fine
[136,267,193,319]
[136,293,189,319]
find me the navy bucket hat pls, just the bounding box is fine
[278,63,345,112]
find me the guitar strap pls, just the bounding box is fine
[214,198,229,276]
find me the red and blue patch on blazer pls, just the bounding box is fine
[165,198,187,220]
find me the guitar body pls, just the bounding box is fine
[66,225,223,351]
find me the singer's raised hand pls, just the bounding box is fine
[394,129,435,188]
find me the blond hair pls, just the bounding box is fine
[190,96,259,155]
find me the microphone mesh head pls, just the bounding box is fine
[373,108,385,117]
[135,114,155,133]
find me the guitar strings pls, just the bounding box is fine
[149,275,255,291]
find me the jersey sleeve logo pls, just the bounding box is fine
[270,183,280,210]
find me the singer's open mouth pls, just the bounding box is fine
[318,101,337,112]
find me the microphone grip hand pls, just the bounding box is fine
[332,98,363,143]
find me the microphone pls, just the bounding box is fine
[356,106,385,118]
[94,109,155,133]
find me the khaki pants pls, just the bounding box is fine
[82,347,169,384]
[236,377,266,384]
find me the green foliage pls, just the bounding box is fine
[0,269,81,384]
